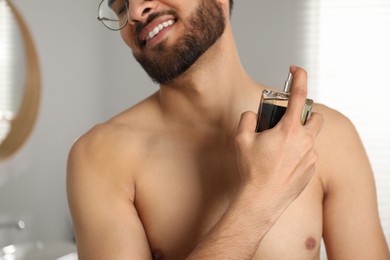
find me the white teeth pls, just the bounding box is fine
[145,19,175,40]
[147,31,154,40]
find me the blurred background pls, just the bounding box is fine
[0,0,389,259]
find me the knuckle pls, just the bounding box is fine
[235,132,251,147]
[242,111,257,123]
[280,123,300,140]
[298,133,315,155]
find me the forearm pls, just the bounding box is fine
[187,186,279,259]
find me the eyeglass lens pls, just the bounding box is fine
[98,0,128,30]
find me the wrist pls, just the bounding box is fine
[237,179,288,227]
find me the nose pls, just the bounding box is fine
[127,0,157,24]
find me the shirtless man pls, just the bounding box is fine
[66,0,390,259]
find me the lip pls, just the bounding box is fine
[138,15,176,46]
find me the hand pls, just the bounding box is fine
[235,66,323,218]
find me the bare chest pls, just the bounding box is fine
[133,144,324,260]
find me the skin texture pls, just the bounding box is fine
[67,0,390,259]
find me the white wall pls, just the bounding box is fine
[233,1,297,87]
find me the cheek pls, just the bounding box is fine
[120,27,136,49]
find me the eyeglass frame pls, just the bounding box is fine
[97,0,129,31]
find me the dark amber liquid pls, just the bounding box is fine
[255,103,287,132]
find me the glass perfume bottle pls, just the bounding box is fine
[255,72,313,132]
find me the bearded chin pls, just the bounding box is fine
[133,0,226,85]
[134,35,205,85]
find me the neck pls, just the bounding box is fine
[157,26,266,137]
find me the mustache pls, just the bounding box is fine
[135,10,178,45]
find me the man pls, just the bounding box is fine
[67,0,390,259]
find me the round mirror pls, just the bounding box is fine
[0,0,40,160]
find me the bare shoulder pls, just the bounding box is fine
[313,102,360,160]
[312,102,372,192]
[313,102,356,135]
[67,92,161,200]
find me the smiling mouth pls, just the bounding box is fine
[144,19,175,41]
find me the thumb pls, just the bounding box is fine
[284,65,308,123]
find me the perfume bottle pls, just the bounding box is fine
[255,72,313,132]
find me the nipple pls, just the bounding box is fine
[152,249,164,260]
[305,237,317,250]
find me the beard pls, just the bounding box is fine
[132,0,226,85]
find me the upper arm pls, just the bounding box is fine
[66,129,152,260]
[316,106,389,259]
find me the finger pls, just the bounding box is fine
[304,112,324,138]
[236,111,258,135]
[285,66,308,122]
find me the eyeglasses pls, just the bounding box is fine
[97,0,129,31]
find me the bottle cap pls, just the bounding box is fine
[283,72,293,93]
